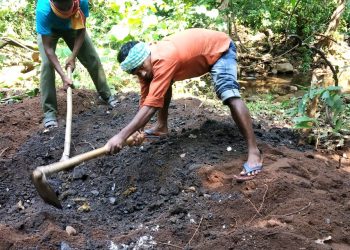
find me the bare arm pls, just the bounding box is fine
[42,35,72,89]
[106,105,158,154]
[65,28,86,70]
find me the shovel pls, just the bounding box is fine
[31,137,135,209]
[60,66,73,161]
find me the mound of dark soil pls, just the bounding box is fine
[0,91,349,249]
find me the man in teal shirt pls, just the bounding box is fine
[36,0,117,128]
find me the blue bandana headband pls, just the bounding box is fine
[120,42,150,72]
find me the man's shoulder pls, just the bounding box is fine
[36,0,51,13]
[80,0,89,8]
[151,41,179,61]
[80,0,89,17]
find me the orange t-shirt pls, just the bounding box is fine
[140,28,231,108]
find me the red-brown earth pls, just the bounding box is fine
[0,89,350,250]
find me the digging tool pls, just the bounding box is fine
[60,67,73,161]
[31,137,136,209]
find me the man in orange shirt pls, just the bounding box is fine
[106,28,263,181]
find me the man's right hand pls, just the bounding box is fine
[128,131,145,146]
[62,75,73,90]
[65,57,76,72]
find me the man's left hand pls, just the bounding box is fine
[105,134,125,154]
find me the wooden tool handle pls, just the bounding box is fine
[60,67,73,161]
[39,146,108,176]
[39,137,135,176]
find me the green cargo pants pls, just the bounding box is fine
[37,30,112,121]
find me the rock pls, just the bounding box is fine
[266,219,283,227]
[77,202,91,212]
[185,186,196,192]
[16,200,25,210]
[122,187,137,196]
[60,241,72,250]
[65,225,77,236]
[6,99,15,105]
[158,187,167,196]
[188,134,197,139]
[73,167,88,180]
[148,199,165,211]
[169,217,177,224]
[170,205,187,215]
[282,215,294,223]
[245,96,257,102]
[262,53,272,62]
[276,62,294,73]
[203,194,211,199]
[109,197,117,205]
[169,184,180,195]
[315,236,332,245]
[289,85,298,92]
[91,190,99,196]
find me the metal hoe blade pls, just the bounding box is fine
[31,137,140,208]
[31,169,62,209]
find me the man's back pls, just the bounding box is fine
[165,29,230,62]
[138,29,232,108]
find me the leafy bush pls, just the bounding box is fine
[294,86,348,131]
[0,0,35,39]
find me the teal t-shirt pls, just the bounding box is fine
[36,0,89,35]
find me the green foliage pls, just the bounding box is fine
[0,0,36,39]
[341,1,350,36]
[298,47,313,73]
[0,88,39,104]
[1,0,347,49]
[246,93,297,122]
[293,116,317,129]
[0,54,6,70]
[224,0,339,39]
[293,86,349,132]
[88,0,223,49]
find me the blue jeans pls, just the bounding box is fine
[210,41,240,104]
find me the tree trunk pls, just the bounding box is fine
[306,0,346,135]
[310,0,346,88]
[316,0,347,48]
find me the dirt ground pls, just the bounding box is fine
[1,89,350,250]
